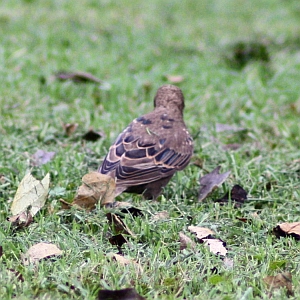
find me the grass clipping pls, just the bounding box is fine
[71,172,115,210]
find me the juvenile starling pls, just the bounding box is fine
[98,84,193,199]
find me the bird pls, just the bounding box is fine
[98,84,193,200]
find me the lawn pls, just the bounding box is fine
[1,0,300,299]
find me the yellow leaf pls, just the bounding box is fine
[11,173,50,217]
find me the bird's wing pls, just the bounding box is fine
[99,118,193,187]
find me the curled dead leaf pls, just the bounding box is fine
[273,222,300,240]
[9,173,50,228]
[188,226,215,239]
[179,232,196,251]
[98,288,145,300]
[106,253,142,273]
[106,213,135,237]
[216,184,247,207]
[263,272,293,297]
[22,242,62,265]
[109,234,127,248]
[8,210,33,228]
[82,129,104,142]
[203,238,227,256]
[188,226,228,256]
[55,71,102,84]
[198,166,231,202]
[62,123,78,136]
[72,172,115,210]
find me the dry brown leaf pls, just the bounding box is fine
[106,213,135,237]
[8,211,33,228]
[72,172,115,210]
[198,166,231,202]
[82,129,104,142]
[113,201,134,208]
[107,253,142,273]
[263,272,293,297]
[109,234,127,248]
[31,150,55,166]
[216,184,247,207]
[0,174,8,184]
[107,253,132,265]
[152,211,169,221]
[22,242,62,265]
[55,71,102,84]
[63,123,78,136]
[166,75,184,83]
[203,238,227,256]
[9,173,50,227]
[58,198,72,209]
[273,222,300,240]
[188,226,215,239]
[179,232,196,251]
[98,288,145,300]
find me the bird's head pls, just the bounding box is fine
[154,85,185,113]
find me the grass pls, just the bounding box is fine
[1,0,300,299]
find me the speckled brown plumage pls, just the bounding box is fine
[98,84,193,199]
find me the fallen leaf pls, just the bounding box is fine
[55,71,102,84]
[9,173,50,227]
[179,232,196,251]
[263,272,293,297]
[72,172,115,210]
[273,222,300,240]
[107,253,132,265]
[188,226,228,256]
[106,253,142,273]
[223,257,234,269]
[188,226,215,239]
[236,217,250,223]
[109,234,127,248]
[98,288,145,300]
[165,75,184,83]
[31,150,56,166]
[198,166,231,202]
[120,207,144,218]
[222,143,242,151]
[203,238,227,256]
[113,201,134,208]
[0,174,7,184]
[215,123,246,133]
[59,198,72,209]
[216,184,247,207]
[63,123,78,136]
[8,211,33,228]
[22,242,62,265]
[152,211,169,221]
[82,129,104,141]
[106,213,135,237]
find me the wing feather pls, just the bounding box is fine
[99,115,193,189]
